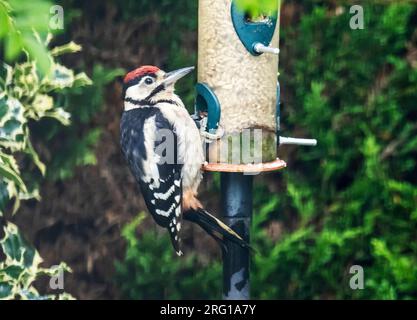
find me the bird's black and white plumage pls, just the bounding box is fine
[120,65,250,255]
[121,107,184,253]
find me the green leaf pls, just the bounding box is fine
[0,95,7,120]
[0,63,13,89]
[72,72,93,87]
[2,265,25,280]
[0,7,87,299]
[50,41,82,56]
[0,154,27,193]
[0,3,11,39]
[44,108,71,125]
[22,35,51,76]
[0,282,14,299]
[0,222,38,267]
[0,96,27,151]
[0,179,9,214]
[43,63,75,90]
[32,94,54,113]
[25,136,46,176]
[235,0,280,18]
[4,29,22,62]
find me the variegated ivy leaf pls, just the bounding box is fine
[25,135,46,176]
[0,32,92,299]
[26,93,55,121]
[0,222,74,300]
[12,61,40,100]
[50,41,82,57]
[32,94,53,113]
[0,63,13,90]
[0,222,39,267]
[42,63,75,90]
[0,95,27,151]
[73,72,93,88]
[0,152,28,214]
[18,188,40,202]
[55,293,76,300]
[0,282,14,299]
[0,152,25,187]
[40,262,72,278]
[44,107,71,126]
[0,179,9,215]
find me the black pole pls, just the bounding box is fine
[221,172,253,300]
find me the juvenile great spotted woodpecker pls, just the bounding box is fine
[120,65,250,255]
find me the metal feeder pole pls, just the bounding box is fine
[221,173,253,300]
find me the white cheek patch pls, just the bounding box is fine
[125,83,146,100]
[125,83,147,111]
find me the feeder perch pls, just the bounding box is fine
[195,0,316,300]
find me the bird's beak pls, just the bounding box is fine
[162,66,194,87]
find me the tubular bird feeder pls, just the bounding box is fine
[194,0,316,299]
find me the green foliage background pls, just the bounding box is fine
[1,0,417,299]
[116,1,417,299]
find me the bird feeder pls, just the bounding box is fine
[194,0,316,300]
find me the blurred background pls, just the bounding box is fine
[1,0,417,299]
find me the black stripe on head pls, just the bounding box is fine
[144,84,165,101]
[124,97,150,106]
[122,73,157,98]
[151,99,179,107]
[124,97,180,108]
[124,83,170,107]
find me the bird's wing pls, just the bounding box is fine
[120,108,183,255]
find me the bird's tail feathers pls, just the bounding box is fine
[184,208,251,251]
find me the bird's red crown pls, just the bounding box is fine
[124,65,160,84]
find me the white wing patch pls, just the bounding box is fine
[154,184,176,200]
[156,202,178,218]
[142,116,160,188]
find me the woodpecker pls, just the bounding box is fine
[120,65,249,255]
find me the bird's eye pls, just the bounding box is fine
[144,77,154,85]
